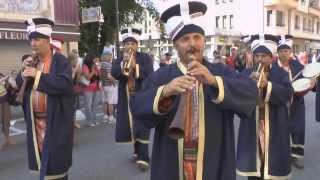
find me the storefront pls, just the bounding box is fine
[0,0,80,75]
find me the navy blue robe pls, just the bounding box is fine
[237,62,293,179]
[111,52,153,143]
[16,53,74,180]
[131,60,258,180]
[316,59,320,122]
[277,59,306,158]
[316,78,320,122]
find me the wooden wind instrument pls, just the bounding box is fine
[168,54,199,140]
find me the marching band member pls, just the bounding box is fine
[16,17,74,180]
[276,35,312,169]
[237,34,293,180]
[111,27,154,171]
[131,1,258,180]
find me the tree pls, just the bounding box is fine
[78,0,159,56]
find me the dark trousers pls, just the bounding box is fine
[134,141,149,163]
[0,102,11,137]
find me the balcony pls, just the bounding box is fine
[264,0,299,8]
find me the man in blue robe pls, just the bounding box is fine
[111,28,154,171]
[275,35,313,169]
[16,18,74,180]
[131,1,258,180]
[237,34,293,180]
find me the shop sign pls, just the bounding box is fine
[0,31,28,40]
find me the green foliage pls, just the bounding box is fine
[79,0,160,56]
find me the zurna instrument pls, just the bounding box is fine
[168,54,199,140]
[252,62,270,160]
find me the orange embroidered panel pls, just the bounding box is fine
[32,56,52,153]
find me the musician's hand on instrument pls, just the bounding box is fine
[162,75,196,98]
[22,58,33,69]
[310,79,317,89]
[259,77,268,89]
[250,72,259,81]
[22,67,37,78]
[187,61,217,86]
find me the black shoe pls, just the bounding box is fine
[136,160,149,172]
[292,157,304,169]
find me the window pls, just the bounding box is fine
[308,18,313,32]
[311,18,315,32]
[295,15,300,29]
[293,44,299,54]
[229,0,233,2]
[317,21,320,34]
[230,15,234,29]
[303,17,307,31]
[215,0,219,5]
[223,16,227,29]
[276,10,285,27]
[222,0,226,3]
[216,16,220,28]
[267,10,272,26]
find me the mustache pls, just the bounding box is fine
[186,47,199,54]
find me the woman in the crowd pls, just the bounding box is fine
[82,54,101,127]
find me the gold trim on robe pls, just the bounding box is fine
[211,76,225,104]
[30,91,41,170]
[264,82,272,103]
[126,84,134,143]
[153,85,166,115]
[30,170,68,180]
[178,139,184,180]
[135,138,150,144]
[177,60,187,74]
[33,71,42,90]
[135,64,140,79]
[196,84,205,180]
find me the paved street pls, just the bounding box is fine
[0,93,319,180]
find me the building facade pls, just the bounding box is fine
[132,8,216,61]
[213,0,320,55]
[0,0,80,74]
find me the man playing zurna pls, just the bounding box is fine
[131,1,258,180]
[16,17,74,180]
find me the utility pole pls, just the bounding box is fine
[115,0,120,58]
